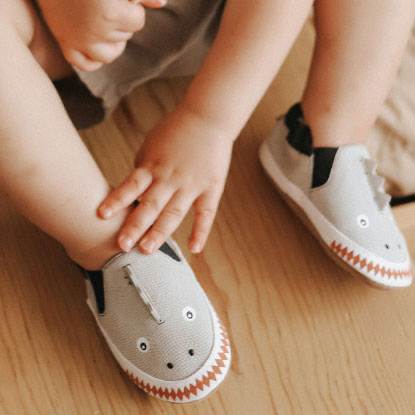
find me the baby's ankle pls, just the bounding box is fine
[301,100,369,147]
[66,243,121,270]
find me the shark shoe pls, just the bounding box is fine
[259,103,412,289]
[83,238,231,402]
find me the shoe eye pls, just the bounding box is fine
[137,337,150,353]
[182,306,196,321]
[357,214,370,229]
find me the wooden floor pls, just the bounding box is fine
[2,21,415,414]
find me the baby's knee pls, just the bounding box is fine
[0,0,37,45]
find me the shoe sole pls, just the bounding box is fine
[259,140,413,289]
[87,298,231,403]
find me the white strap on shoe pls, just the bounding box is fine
[123,265,165,325]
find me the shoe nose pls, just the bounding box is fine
[166,349,195,370]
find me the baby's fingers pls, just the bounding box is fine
[83,41,128,65]
[117,185,174,251]
[63,48,103,72]
[189,192,220,254]
[139,192,193,254]
[130,0,166,9]
[98,168,152,219]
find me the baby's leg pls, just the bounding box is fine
[0,0,129,269]
[301,0,415,146]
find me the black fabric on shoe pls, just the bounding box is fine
[284,103,313,156]
[159,242,181,262]
[283,103,338,188]
[82,268,106,314]
[312,147,338,188]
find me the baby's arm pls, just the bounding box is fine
[99,0,313,254]
[37,0,164,71]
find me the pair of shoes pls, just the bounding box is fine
[82,102,411,405]
[259,103,412,289]
[83,238,231,403]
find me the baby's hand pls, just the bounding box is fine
[37,0,165,71]
[98,106,234,254]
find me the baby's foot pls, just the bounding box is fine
[259,103,412,288]
[82,238,231,402]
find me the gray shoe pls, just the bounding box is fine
[84,238,231,402]
[259,106,412,288]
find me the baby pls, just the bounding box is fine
[0,0,414,403]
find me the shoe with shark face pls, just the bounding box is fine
[259,104,412,288]
[83,238,231,402]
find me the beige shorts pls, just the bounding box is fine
[53,0,225,128]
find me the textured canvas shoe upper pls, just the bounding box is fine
[84,238,231,401]
[309,145,407,264]
[267,118,313,194]
[260,110,412,288]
